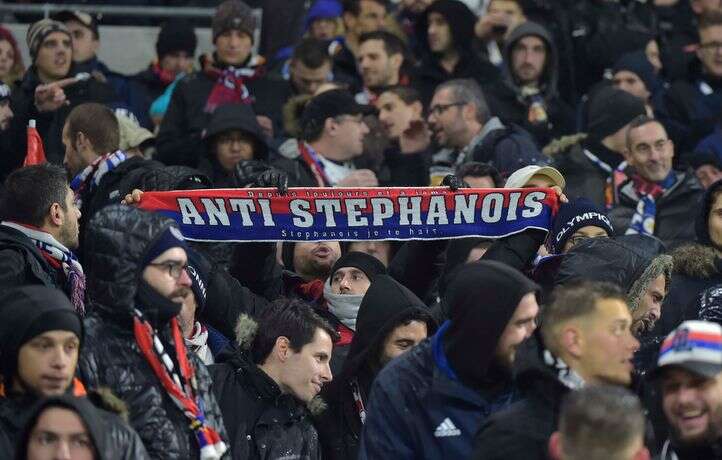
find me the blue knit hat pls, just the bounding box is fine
[305,0,342,32]
[548,198,614,254]
[142,226,188,267]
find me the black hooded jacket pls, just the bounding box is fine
[472,335,570,460]
[412,0,500,105]
[315,275,435,460]
[210,315,321,460]
[77,205,228,460]
[0,224,64,293]
[483,21,575,148]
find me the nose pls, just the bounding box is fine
[361,121,369,134]
[321,362,333,383]
[628,332,640,352]
[179,268,192,287]
[525,319,537,338]
[56,441,72,460]
[676,385,699,405]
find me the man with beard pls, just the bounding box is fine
[0,164,84,314]
[355,31,407,105]
[359,260,539,459]
[472,281,640,459]
[210,299,336,459]
[427,78,546,179]
[78,205,228,459]
[650,320,722,459]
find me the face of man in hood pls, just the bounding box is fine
[494,292,539,370]
[613,70,651,103]
[662,367,722,446]
[575,298,639,386]
[27,407,95,460]
[427,12,453,54]
[697,164,722,190]
[15,330,79,397]
[331,267,371,295]
[632,274,665,337]
[279,328,333,403]
[379,319,428,366]
[511,35,547,86]
[213,129,256,172]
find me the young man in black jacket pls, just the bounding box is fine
[210,299,337,459]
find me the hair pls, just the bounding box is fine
[342,0,388,15]
[368,308,436,371]
[624,114,664,150]
[65,103,120,155]
[381,85,421,105]
[0,26,25,86]
[358,30,406,58]
[700,10,722,31]
[292,37,331,69]
[559,385,646,460]
[435,79,490,123]
[455,161,503,187]
[0,164,69,227]
[541,281,626,354]
[251,298,339,364]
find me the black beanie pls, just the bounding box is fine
[587,86,647,142]
[156,20,197,59]
[186,247,210,312]
[443,261,538,387]
[330,251,387,282]
[548,197,614,254]
[281,242,297,272]
[0,286,82,384]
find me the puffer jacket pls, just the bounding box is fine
[0,390,149,460]
[0,224,63,292]
[210,314,322,460]
[78,205,228,460]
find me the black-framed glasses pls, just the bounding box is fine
[428,102,465,117]
[147,261,188,279]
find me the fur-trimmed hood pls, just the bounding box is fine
[542,133,587,157]
[671,244,722,279]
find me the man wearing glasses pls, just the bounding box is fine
[426,78,546,182]
[78,205,228,460]
[608,115,702,247]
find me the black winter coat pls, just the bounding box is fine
[78,206,228,460]
[609,171,703,249]
[3,66,118,171]
[0,224,63,293]
[210,345,321,460]
[0,393,149,460]
[472,337,568,460]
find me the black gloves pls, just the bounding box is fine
[234,161,289,194]
[441,174,468,191]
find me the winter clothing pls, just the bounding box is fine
[587,86,648,143]
[483,21,575,148]
[547,197,614,254]
[358,261,537,459]
[329,251,386,283]
[210,314,322,460]
[609,170,703,248]
[315,275,435,460]
[612,50,660,97]
[157,20,197,59]
[78,205,228,460]
[212,1,257,42]
[412,0,500,105]
[472,336,572,460]
[25,19,70,60]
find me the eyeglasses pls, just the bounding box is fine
[428,102,465,117]
[147,261,188,279]
[700,41,722,52]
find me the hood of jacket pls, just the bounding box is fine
[696,179,722,247]
[415,0,476,63]
[342,275,436,379]
[555,236,673,313]
[136,166,212,192]
[83,205,180,323]
[443,260,539,388]
[502,21,558,99]
[203,103,270,161]
[671,244,722,280]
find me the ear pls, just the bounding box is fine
[274,336,291,362]
[410,101,423,119]
[48,201,64,227]
[548,432,563,460]
[342,11,356,29]
[696,46,704,62]
[560,326,582,359]
[75,131,94,155]
[462,103,476,123]
[324,117,338,136]
[390,53,403,72]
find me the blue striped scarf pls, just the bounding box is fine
[70,150,127,208]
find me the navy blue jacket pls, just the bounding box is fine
[358,322,517,459]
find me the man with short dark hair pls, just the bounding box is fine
[609,115,703,247]
[484,21,575,148]
[79,205,228,459]
[455,161,502,188]
[472,281,640,459]
[428,78,546,179]
[356,30,407,104]
[650,320,722,459]
[210,299,336,459]
[274,89,377,187]
[548,385,650,460]
[0,285,149,459]
[0,164,84,313]
[290,38,333,96]
[359,260,539,458]
[335,0,389,88]
[316,275,436,460]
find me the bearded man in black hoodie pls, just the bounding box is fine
[358,260,539,459]
[472,281,640,460]
[315,275,436,460]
